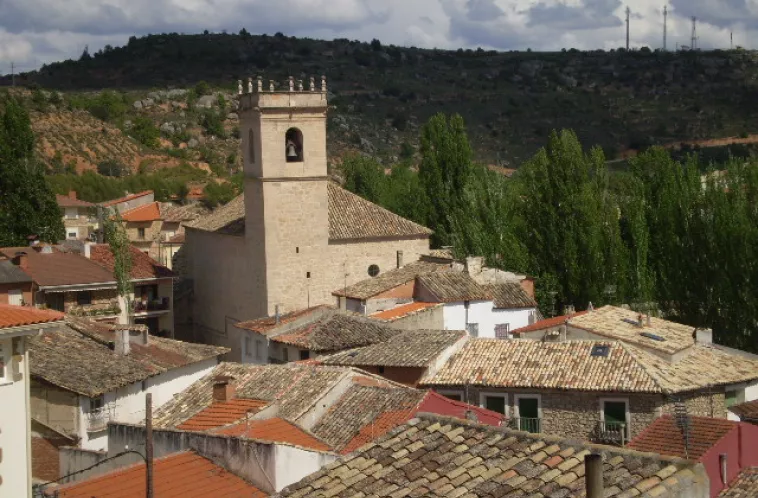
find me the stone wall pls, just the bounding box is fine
[62,289,119,314]
[662,390,726,419]
[125,220,162,258]
[30,379,80,436]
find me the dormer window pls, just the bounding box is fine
[285,128,304,162]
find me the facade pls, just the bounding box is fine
[101,190,154,215]
[0,259,33,305]
[182,78,431,350]
[56,192,97,241]
[0,304,64,498]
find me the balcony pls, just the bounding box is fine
[594,421,628,446]
[86,406,114,432]
[68,301,121,318]
[509,417,541,434]
[131,297,171,316]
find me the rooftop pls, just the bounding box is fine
[0,246,116,288]
[512,310,589,335]
[416,271,492,302]
[235,305,333,335]
[161,203,208,223]
[0,304,63,330]
[720,467,758,497]
[214,417,332,452]
[483,281,538,309]
[370,301,441,321]
[729,399,758,421]
[628,415,739,460]
[46,450,267,498]
[322,329,466,368]
[0,259,32,284]
[29,318,228,397]
[120,201,161,222]
[333,260,450,300]
[102,190,153,208]
[56,193,94,208]
[569,306,696,355]
[188,183,432,241]
[89,244,173,280]
[176,398,269,431]
[276,414,707,498]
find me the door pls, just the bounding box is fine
[602,400,629,441]
[7,289,23,306]
[517,397,540,433]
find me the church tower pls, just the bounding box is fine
[238,76,330,316]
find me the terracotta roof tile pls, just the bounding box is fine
[236,305,333,335]
[483,282,537,309]
[56,194,94,208]
[120,201,161,222]
[89,244,174,280]
[214,417,332,451]
[370,301,441,321]
[177,399,269,431]
[49,451,267,497]
[333,260,451,299]
[0,246,116,287]
[730,399,758,421]
[276,414,707,497]
[720,467,758,497]
[160,203,208,223]
[628,415,739,460]
[416,271,492,302]
[0,304,63,330]
[512,311,588,334]
[102,190,153,207]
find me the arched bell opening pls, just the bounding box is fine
[285,128,304,162]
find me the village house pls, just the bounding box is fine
[0,304,64,498]
[56,191,97,241]
[232,305,400,363]
[628,415,758,497]
[101,190,154,215]
[0,259,33,305]
[719,467,758,496]
[180,77,433,350]
[28,317,227,481]
[275,413,711,498]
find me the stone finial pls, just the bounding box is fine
[298,79,304,92]
[269,80,275,92]
[247,77,253,94]
[237,80,243,95]
[257,76,263,92]
[309,76,316,92]
[288,76,295,92]
[321,75,327,93]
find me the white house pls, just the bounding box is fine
[27,318,227,481]
[0,304,64,498]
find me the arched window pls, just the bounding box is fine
[248,129,255,163]
[285,128,304,162]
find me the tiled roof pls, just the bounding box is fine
[269,312,401,353]
[214,417,332,452]
[370,301,441,321]
[56,194,94,208]
[102,190,153,207]
[29,318,228,397]
[188,183,432,241]
[729,399,758,421]
[47,450,267,497]
[0,259,32,284]
[333,260,450,299]
[236,305,333,335]
[720,467,758,497]
[483,282,537,309]
[161,203,208,223]
[166,232,185,244]
[322,329,466,368]
[512,311,588,334]
[176,399,269,431]
[120,201,161,222]
[416,271,492,302]
[569,306,696,355]
[628,415,738,460]
[0,247,116,288]
[421,338,758,394]
[277,414,707,498]
[0,304,63,330]
[89,244,174,280]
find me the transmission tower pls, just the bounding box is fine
[691,17,697,50]
[626,7,631,50]
[663,5,668,51]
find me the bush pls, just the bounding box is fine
[200,110,225,138]
[130,116,160,148]
[97,159,129,177]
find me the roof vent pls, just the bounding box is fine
[640,332,666,342]
[40,245,53,254]
[590,345,610,357]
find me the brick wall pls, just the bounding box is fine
[0,282,33,305]
[32,436,68,481]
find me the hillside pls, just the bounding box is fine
[5,32,758,165]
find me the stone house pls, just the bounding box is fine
[181,78,432,350]
[56,191,96,241]
[0,304,64,498]
[27,317,227,481]
[0,259,33,305]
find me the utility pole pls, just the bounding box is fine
[663,5,668,51]
[691,17,697,51]
[625,7,631,50]
[145,393,154,498]
[731,31,734,50]
[10,62,14,87]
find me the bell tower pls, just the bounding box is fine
[238,76,330,316]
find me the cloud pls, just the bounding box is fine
[466,0,505,22]
[527,0,623,31]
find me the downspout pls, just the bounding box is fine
[25,336,32,498]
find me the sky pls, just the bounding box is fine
[1,0,756,75]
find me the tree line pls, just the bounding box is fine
[342,113,758,351]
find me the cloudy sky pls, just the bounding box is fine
[1,0,756,75]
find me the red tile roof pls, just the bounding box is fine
[214,417,332,451]
[56,194,94,208]
[177,399,269,431]
[120,201,162,222]
[89,244,173,280]
[102,190,153,207]
[0,304,64,329]
[48,451,267,497]
[628,415,739,460]
[0,247,116,287]
[511,310,589,334]
[370,302,440,321]
[341,408,415,454]
[235,305,333,334]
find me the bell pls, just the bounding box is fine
[287,143,298,159]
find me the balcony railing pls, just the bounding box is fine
[68,302,121,318]
[509,417,541,433]
[594,421,628,446]
[131,298,170,313]
[86,406,114,432]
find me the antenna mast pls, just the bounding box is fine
[691,16,697,51]
[663,5,668,51]
[626,6,631,50]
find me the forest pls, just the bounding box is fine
[342,113,758,352]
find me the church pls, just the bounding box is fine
[181,77,432,358]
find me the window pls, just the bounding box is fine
[306,272,311,279]
[77,291,92,306]
[600,398,630,442]
[466,323,479,337]
[285,128,304,162]
[138,227,146,239]
[378,366,385,374]
[495,324,510,339]
[248,129,256,163]
[8,289,23,306]
[67,231,78,240]
[46,293,65,312]
[256,340,263,360]
[65,208,78,220]
[480,393,507,415]
[437,390,463,402]
[89,396,104,412]
[514,394,541,433]
[283,348,289,362]
[299,350,310,361]
[368,264,380,277]
[244,336,253,357]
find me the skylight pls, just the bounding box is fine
[640,332,666,342]
[590,345,610,357]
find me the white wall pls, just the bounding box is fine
[273,445,337,492]
[0,336,32,498]
[728,380,758,421]
[442,301,494,338]
[492,308,536,337]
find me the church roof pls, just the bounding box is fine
[187,183,432,240]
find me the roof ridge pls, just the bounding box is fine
[616,341,668,393]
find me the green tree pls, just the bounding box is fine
[340,154,386,205]
[0,98,65,245]
[130,116,160,148]
[103,211,133,323]
[195,80,211,96]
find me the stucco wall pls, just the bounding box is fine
[492,308,536,336]
[441,301,494,337]
[0,337,31,498]
[700,423,758,497]
[30,379,80,436]
[386,305,445,331]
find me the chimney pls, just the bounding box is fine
[646,314,652,327]
[464,256,483,276]
[83,242,92,259]
[695,328,713,344]
[212,376,235,403]
[585,454,603,498]
[396,250,404,269]
[68,190,77,200]
[587,302,594,312]
[275,304,280,324]
[720,453,728,485]
[638,313,644,328]
[114,327,130,356]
